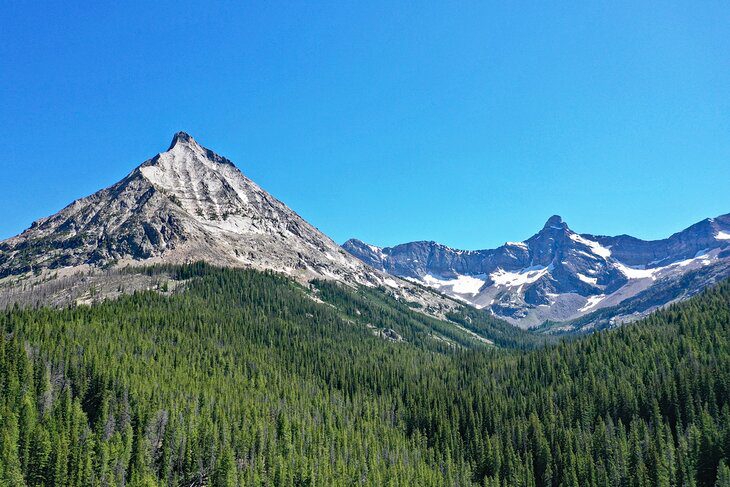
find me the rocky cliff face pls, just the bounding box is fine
[0,132,467,317]
[0,132,381,285]
[344,214,730,328]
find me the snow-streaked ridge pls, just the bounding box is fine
[490,265,550,287]
[569,233,611,259]
[343,212,730,329]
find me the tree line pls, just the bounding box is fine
[0,264,728,485]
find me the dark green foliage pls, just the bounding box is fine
[0,264,728,485]
[311,278,534,349]
[445,305,555,349]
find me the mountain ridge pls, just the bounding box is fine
[344,213,730,328]
[4,131,728,332]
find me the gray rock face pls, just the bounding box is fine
[343,214,730,328]
[590,215,730,266]
[1,132,381,285]
[0,134,404,291]
[553,257,730,334]
[0,132,467,319]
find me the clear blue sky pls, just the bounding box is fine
[1,2,729,249]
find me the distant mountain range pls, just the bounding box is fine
[344,213,730,329]
[2,131,728,332]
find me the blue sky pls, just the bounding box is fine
[1,2,729,249]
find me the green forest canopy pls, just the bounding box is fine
[0,263,728,486]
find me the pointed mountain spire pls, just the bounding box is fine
[167,131,197,150]
[543,215,568,228]
[542,215,569,231]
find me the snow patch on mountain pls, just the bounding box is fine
[580,294,606,312]
[615,262,657,280]
[577,273,598,286]
[506,241,528,249]
[490,265,551,287]
[569,233,611,259]
[421,274,486,295]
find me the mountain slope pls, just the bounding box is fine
[2,262,729,485]
[0,132,381,285]
[344,214,730,328]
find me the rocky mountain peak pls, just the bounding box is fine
[0,132,465,321]
[541,215,569,232]
[137,132,241,209]
[524,215,573,264]
[0,133,382,287]
[167,131,198,150]
[545,214,563,225]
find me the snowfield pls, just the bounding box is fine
[422,274,486,295]
[490,265,551,287]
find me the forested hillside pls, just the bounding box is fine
[1,264,729,486]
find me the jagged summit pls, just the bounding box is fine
[541,215,569,231]
[544,214,563,225]
[167,131,196,150]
